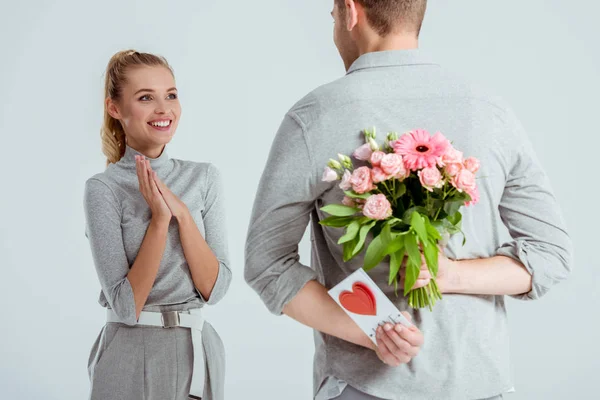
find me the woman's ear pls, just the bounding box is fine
[106,97,121,120]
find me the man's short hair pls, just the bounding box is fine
[336,0,427,37]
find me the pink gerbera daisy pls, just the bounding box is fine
[392,129,450,171]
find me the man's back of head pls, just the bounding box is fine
[333,0,428,70]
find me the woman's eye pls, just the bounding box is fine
[167,93,178,100]
[139,94,152,101]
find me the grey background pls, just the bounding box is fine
[0,0,597,399]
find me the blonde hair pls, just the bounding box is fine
[101,50,174,166]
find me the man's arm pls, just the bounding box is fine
[441,109,573,299]
[244,113,423,363]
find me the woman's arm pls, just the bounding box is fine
[152,163,232,304]
[126,216,171,319]
[84,181,170,324]
[176,212,221,301]
[84,157,173,323]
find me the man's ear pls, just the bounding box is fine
[344,0,359,31]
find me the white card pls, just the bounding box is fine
[328,268,414,344]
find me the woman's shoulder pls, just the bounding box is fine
[172,159,222,182]
[83,167,122,197]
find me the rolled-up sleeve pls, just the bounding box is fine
[244,113,319,315]
[197,163,232,305]
[496,112,574,300]
[84,178,137,325]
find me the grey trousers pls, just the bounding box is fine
[87,322,198,400]
[332,385,504,400]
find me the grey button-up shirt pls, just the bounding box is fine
[244,49,572,400]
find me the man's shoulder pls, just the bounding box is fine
[287,67,514,127]
[286,75,353,126]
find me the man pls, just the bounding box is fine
[244,1,573,399]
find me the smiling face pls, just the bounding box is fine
[106,65,181,153]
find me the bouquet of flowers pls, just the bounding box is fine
[320,128,480,310]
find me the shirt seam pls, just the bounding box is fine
[87,177,123,218]
[287,112,317,199]
[347,62,439,75]
[204,162,212,205]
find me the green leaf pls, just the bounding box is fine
[393,182,406,199]
[338,220,361,244]
[389,249,405,286]
[402,206,429,225]
[423,217,442,241]
[443,200,462,217]
[344,190,372,200]
[446,211,462,227]
[352,220,377,256]
[321,204,360,217]
[319,215,356,227]
[423,239,439,277]
[343,235,360,262]
[363,224,392,271]
[381,221,393,244]
[386,233,406,256]
[410,212,428,244]
[403,233,421,296]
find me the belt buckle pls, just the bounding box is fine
[161,311,180,328]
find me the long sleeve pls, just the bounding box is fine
[244,113,319,315]
[197,163,232,305]
[496,112,573,300]
[84,178,137,325]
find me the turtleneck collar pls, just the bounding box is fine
[116,144,171,170]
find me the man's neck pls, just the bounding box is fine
[358,34,419,56]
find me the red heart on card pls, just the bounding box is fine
[339,282,377,316]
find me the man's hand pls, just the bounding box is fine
[374,312,424,366]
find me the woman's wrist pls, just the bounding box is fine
[174,208,193,225]
[151,214,171,229]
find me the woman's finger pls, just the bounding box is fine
[144,160,155,191]
[140,157,151,196]
[148,170,162,197]
[152,170,167,195]
[136,156,148,195]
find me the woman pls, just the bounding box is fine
[84,50,231,400]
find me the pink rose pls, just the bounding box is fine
[444,162,463,177]
[362,194,393,220]
[440,146,463,166]
[465,186,480,206]
[370,151,385,166]
[339,170,352,190]
[464,157,480,173]
[418,167,444,192]
[380,153,404,176]
[371,167,389,183]
[350,166,375,194]
[353,143,373,161]
[322,167,338,182]
[451,169,476,192]
[342,196,356,207]
[395,164,410,180]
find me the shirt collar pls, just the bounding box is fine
[346,49,438,75]
[116,143,171,170]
